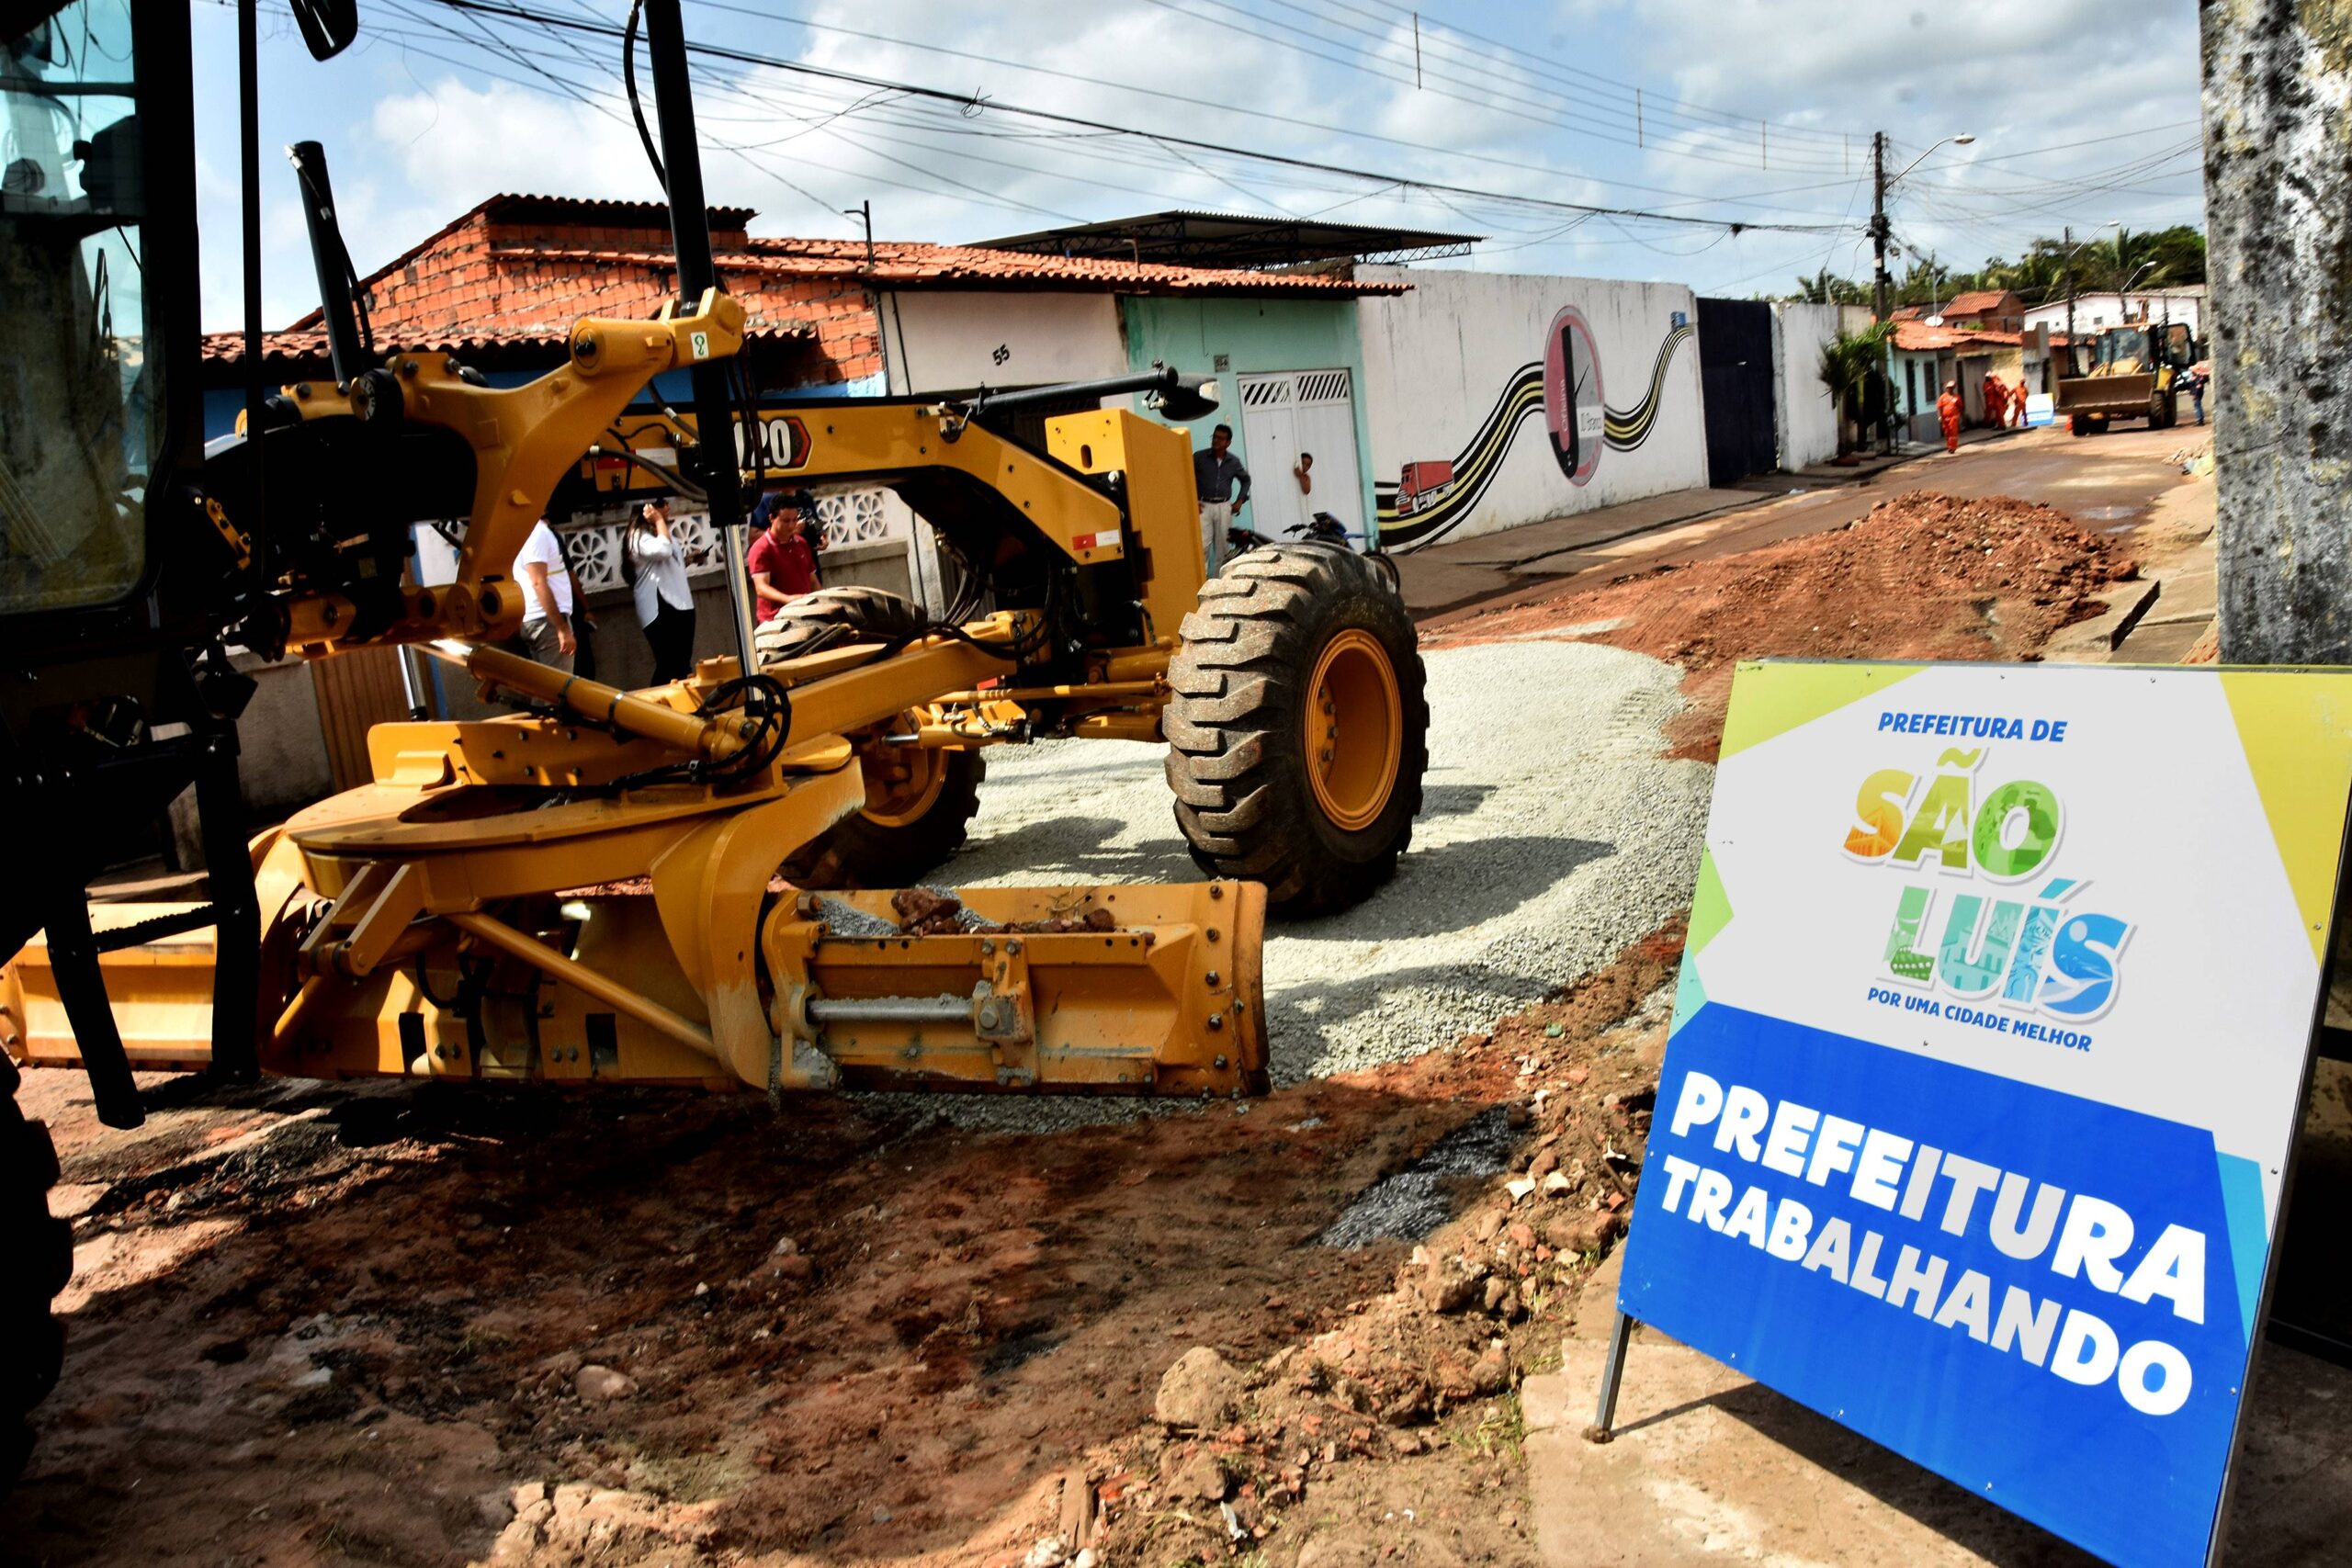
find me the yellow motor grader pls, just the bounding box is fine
[0,0,1426,1480]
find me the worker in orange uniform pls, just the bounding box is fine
[1981,370,2008,434]
[1938,379,1963,455]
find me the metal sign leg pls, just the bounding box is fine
[1586,1309,1634,1443]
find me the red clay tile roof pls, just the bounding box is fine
[1891,322,2036,353]
[260,194,1400,391]
[1941,289,2021,316]
[497,237,1406,295]
[287,193,757,330]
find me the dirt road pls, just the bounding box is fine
[1418,423,2200,635]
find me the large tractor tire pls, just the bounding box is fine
[761,588,987,889]
[1165,544,1430,917]
[1,1054,70,1488]
[752,585,932,664]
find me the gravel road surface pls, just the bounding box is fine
[940,637,1709,1088]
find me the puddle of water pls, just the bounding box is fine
[2077,505,2137,522]
[1316,1106,1521,1249]
[2103,524,2139,536]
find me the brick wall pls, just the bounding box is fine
[358,211,882,386]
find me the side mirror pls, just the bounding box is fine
[289,0,360,60]
[1150,376,1220,423]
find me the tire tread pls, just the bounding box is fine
[1163,545,1429,917]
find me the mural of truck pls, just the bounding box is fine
[1395,459,1455,516]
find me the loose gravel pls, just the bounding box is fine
[890,637,1708,1130]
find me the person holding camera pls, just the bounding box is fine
[624,496,708,683]
[747,489,827,622]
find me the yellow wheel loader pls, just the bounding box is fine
[0,0,1428,1483]
[2055,320,2198,436]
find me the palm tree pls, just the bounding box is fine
[1819,321,1896,455]
[1789,268,1870,305]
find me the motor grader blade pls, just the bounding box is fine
[770,881,1267,1097]
[0,904,223,1077]
[0,880,1269,1100]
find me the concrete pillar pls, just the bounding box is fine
[2206,3,2352,662]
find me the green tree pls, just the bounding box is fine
[1787,268,1871,305]
[1818,320,1895,454]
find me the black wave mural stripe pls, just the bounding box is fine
[1374,366,1543,547]
[1371,358,1544,505]
[1376,322,1696,552]
[1602,323,1696,450]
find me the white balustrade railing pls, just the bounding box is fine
[552,490,897,593]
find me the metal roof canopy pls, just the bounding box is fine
[974,209,1478,268]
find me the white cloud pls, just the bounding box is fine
[196,0,2204,332]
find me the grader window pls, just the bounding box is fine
[0,0,156,614]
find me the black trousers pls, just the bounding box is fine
[643,602,698,684]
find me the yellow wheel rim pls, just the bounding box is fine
[1305,627,1403,833]
[860,728,951,828]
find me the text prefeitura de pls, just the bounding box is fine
[1877,711,2072,741]
[1656,1071,2205,1416]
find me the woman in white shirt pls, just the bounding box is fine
[624,498,707,683]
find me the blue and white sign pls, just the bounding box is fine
[1616,660,2352,1567]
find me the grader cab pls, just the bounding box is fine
[0,0,1428,1483]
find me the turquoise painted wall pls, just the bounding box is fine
[1118,297,1380,540]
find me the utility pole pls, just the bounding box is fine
[2206,1,2352,663]
[2063,224,2075,377]
[844,199,874,270]
[1871,131,1891,322]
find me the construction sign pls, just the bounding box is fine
[1615,660,2352,1568]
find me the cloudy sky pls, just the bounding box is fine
[189,0,2205,330]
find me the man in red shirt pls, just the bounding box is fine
[747,491,826,620]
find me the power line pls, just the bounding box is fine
[665,0,1868,216]
[1889,119,2201,169]
[1323,0,1861,150]
[1133,0,1855,178]
[424,0,1860,235]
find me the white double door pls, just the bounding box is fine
[1236,368,1367,548]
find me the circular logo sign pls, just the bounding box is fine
[1542,305,1605,486]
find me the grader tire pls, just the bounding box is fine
[762,589,987,889]
[752,586,932,664]
[1,1053,70,1489]
[1165,544,1429,917]
[781,747,985,890]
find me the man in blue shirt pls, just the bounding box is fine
[1193,423,1250,572]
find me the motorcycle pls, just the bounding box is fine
[1224,510,1400,592]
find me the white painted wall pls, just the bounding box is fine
[877,290,1128,393]
[1353,267,1706,551]
[1770,302,1846,470]
[2022,290,2205,338]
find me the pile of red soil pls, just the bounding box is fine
[1430,491,2132,761]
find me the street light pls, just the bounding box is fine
[2120,260,2157,320]
[1890,132,1977,189]
[1872,132,1976,324]
[2058,220,2120,374]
